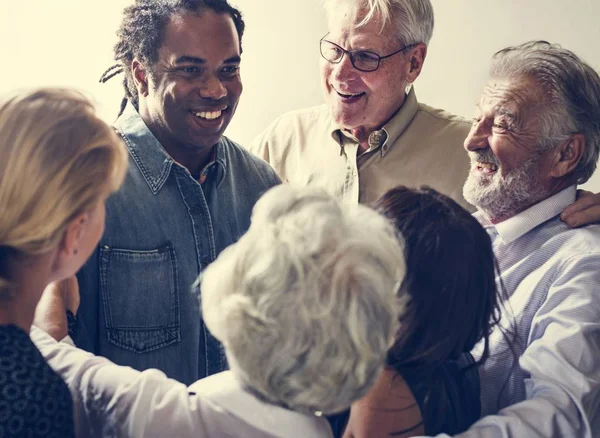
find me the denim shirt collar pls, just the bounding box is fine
[114,102,227,193]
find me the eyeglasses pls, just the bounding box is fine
[319,35,416,72]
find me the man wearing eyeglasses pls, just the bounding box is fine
[249,0,472,209]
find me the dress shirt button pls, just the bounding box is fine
[368,130,388,150]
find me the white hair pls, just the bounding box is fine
[200,185,405,415]
[322,0,434,45]
[490,40,600,184]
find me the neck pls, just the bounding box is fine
[349,127,375,154]
[162,144,216,178]
[488,179,574,224]
[138,106,217,177]
[0,253,55,333]
[346,93,407,154]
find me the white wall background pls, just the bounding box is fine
[1,0,600,191]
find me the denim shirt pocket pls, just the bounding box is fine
[99,243,180,353]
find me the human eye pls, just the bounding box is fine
[492,118,513,132]
[354,51,379,63]
[220,65,240,79]
[352,50,379,70]
[322,42,343,61]
[177,66,201,75]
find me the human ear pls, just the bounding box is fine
[550,133,585,178]
[405,43,427,84]
[132,59,149,97]
[55,212,89,268]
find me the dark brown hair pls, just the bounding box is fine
[374,186,501,371]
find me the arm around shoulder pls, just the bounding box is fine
[31,327,210,438]
[424,251,600,438]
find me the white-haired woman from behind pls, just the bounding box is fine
[0,88,128,437]
[32,184,406,437]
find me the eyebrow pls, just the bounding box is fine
[495,107,518,121]
[174,55,241,65]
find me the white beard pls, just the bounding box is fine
[463,149,549,222]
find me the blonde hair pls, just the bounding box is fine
[201,185,405,415]
[0,88,128,297]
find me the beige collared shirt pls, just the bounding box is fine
[249,88,473,210]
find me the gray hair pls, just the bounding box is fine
[322,0,434,45]
[200,185,405,415]
[490,40,600,184]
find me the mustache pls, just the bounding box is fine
[468,150,499,166]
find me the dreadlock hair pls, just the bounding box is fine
[99,0,245,117]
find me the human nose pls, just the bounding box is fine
[199,73,227,100]
[464,119,490,152]
[332,52,359,82]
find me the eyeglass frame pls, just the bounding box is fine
[319,34,417,72]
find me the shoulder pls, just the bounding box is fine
[415,102,471,134]
[543,220,600,257]
[221,137,281,185]
[345,367,424,438]
[555,223,600,267]
[250,105,331,148]
[0,327,74,434]
[248,105,333,166]
[267,105,331,130]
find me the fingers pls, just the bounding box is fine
[561,195,600,228]
[561,192,600,218]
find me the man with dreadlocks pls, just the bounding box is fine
[74,0,280,385]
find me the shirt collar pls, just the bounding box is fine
[114,102,227,193]
[189,371,333,438]
[473,185,577,244]
[329,87,419,157]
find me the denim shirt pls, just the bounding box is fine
[75,103,280,385]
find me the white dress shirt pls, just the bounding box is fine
[425,185,600,437]
[31,327,333,438]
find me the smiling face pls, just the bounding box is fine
[320,5,414,140]
[136,10,242,154]
[462,76,557,221]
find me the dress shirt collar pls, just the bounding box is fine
[330,87,419,158]
[473,185,577,244]
[114,102,227,193]
[189,371,333,438]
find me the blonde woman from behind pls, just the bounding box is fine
[0,88,128,438]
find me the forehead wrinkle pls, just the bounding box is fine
[480,81,543,125]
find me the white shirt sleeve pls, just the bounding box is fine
[415,253,600,437]
[30,326,214,438]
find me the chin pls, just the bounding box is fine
[330,111,359,131]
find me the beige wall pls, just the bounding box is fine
[2,0,600,190]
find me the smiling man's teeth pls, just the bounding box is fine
[338,91,363,97]
[477,162,498,172]
[194,110,223,120]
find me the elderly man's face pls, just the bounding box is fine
[320,5,412,136]
[137,10,242,153]
[463,76,556,221]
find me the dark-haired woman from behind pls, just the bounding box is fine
[330,186,502,437]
